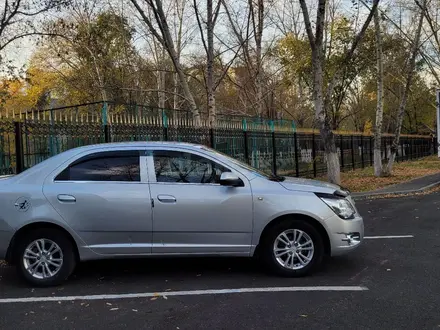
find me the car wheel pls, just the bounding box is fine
[261,219,324,277]
[14,228,77,287]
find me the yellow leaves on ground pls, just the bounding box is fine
[337,156,440,193]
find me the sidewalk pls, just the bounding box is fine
[352,172,440,199]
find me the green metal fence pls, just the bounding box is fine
[0,102,435,177]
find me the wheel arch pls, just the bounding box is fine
[256,213,331,257]
[6,222,80,264]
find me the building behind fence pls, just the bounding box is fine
[0,102,435,177]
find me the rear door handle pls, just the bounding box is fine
[57,194,76,203]
[157,194,176,203]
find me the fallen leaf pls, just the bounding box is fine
[153,293,160,297]
[29,311,35,314]
[110,308,119,311]
[163,296,168,300]
[150,297,158,301]
[196,274,201,277]
[165,289,172,292]
[387,269,391,271]
[132,309,138,312]
[63,317,67,321]
[300,314,308,318]
[106,303,112,306]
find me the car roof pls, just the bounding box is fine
[72,141,205,151]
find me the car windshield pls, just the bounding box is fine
[201,147,285,181]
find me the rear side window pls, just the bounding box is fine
[55,151,140,182]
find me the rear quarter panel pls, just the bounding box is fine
[0,181,90,259]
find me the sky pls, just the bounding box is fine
[1,0,401,73]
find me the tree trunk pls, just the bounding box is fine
[161,25,200,124]
[206,0,216,126]
[158,70,166,109]
[253,0,264,116]
[158,49,167,109]
[173,0,185,110]
[373,4,385,177]
[130,0,200,123]
[386,1,425,173]
[312,46,341,184]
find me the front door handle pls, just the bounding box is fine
[157,194,177,203]
[57,194,76,203]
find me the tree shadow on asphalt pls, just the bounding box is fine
[0,254,365,289]
[69,255,363,283]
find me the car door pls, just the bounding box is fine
[43,149,153,255]
[147,148,253,255]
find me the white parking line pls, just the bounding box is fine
[364,235,414,239]
[0,286,368,304]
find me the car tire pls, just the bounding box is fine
[14,228,77,287]
[260,219,325,277]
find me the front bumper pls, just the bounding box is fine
[325,214,364,256]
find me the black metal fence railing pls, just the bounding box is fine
[0,116,435,178]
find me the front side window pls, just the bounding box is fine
[55,151,140,182]
[152,150,230,184]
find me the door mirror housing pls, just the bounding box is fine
[219,172,244,187]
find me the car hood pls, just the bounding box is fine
[279,177,341,194]
[0,175,14,182]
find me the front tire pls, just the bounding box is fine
[260,219,324,277]
[14,228,77,287]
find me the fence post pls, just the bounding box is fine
[370,136,373,166]
[270,121,277,175]
[360,135,364,168]
[340,134,344,170]
[14,121,24,174]
[104,125,111,143]
[294,132,299,177]
[312,133,317,177]
[243,120,249,164]
[209,128,215,148]
[351,135,355,170]
[162,111,168,141]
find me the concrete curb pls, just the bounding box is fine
[352,181,440,200]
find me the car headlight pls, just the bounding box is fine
[317,194,356,220]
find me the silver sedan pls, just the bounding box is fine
[0,142,363,286]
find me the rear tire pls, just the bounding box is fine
[260,219,324,277]
[14,228,76,287]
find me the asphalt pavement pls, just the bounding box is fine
[1,193,440,329]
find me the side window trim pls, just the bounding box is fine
[53,150,146,183]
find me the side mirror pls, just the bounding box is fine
[219,172,244,187]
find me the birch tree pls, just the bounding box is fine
[386,0,425,173]
[373,2,385,177]
[298,0,378,184]
[193,0,243,125]
[194,0,221,125]
[222,0,268,116]
[130,0,201,122]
